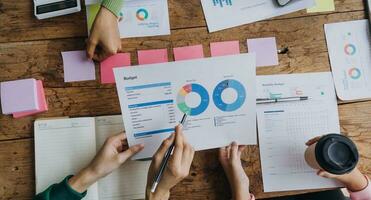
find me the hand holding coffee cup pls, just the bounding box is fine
[305,134,368,192]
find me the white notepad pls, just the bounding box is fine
[34,115,150,200]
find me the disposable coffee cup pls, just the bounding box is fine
[304,134,359,175]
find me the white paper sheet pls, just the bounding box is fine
[114,54,257,159]
[256,72,342,192]
[95,116,151,200]
[34,118,99,200]
[86,0,170,38]
[201,0,315,32]
[325,19,371,101]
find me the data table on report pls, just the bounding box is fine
[114,54,257,159]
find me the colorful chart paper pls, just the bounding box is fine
[114,53,257,159]
[13,80,48,118]
[173,45,204,61]
[210,41,240,57]
[307,0,335,13]
[0,78,39,114]
[137,49,168,65]
[247,37,279,67]
[62,51,96,82]
[100,53,131,84]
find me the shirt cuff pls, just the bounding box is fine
[101,0,124,17]
[51,175,87,200]
[349,176,371,200]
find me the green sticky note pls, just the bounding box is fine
[87,4,100,31]
[307,0,335,13]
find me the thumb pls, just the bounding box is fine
[86,40,98,60]
[118,144,144,163]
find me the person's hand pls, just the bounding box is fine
[87,6,122,61]
[306,137,368,192]
[146,125,195,200]
[68,132,144,192]
[219,142,250,200]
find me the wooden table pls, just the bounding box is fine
[0,0,370,199]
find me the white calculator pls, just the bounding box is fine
[34,0,81,20]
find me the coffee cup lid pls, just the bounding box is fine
[315,134,359,175]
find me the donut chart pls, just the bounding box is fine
[177,83,209,116]
[348,67,361,80]
[213,79,246,112]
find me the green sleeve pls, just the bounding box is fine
[101,0,124,17]
[34,175,87,200]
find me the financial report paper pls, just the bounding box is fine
[114,54,257,159]
[256,72,342,192]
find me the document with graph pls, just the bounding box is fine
[256,72,342,192]
[325,19,371,101]
[86,0,170,38]
[114,54,256,159]
[201,0,315,32]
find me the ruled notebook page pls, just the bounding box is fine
[95,115,151,200]
[34,118,99,200]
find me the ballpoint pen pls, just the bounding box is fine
[150,113,188,193]
[256,96,309,104]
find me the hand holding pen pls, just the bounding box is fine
[146,117,195,200]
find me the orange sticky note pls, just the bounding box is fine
[100,53,131,84]
[210,41,240,57]
[173,45,204,61]
[13,80,48,118]
[137,49,168,65]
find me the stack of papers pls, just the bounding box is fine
[1,78,48,118]
[201,0,315,32]
[86,0,170,38]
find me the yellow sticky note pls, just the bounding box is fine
[87,4,100,31]
[307,0,335,13]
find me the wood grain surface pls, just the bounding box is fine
[0,0,370,199]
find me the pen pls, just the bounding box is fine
[256,96,309,104]
[151,113,188,193]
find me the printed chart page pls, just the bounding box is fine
[201,0,315,32]
[256,72,342,192]
[325,19,371,101]
[95,115,151,200]
[34,118,99,200]
[114,54,256,159]
[86,0,170,38]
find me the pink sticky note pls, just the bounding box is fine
[100,53,131,84]
[173,45,205,61]
[62,51,96,82]
[1,78,39,114]
[210,41,240,57]
[137,49,168,65]
[13,80,48,118]
[247,37,279,67]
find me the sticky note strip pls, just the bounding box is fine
[307,0,335,13]
[101,53,131,84]
[13,80,48,118]
[62,51,96,82]
[87,4,100,31]
[173,45,204,61]
[137,49,168,65]
[247,37,279,67]
[210,41,240,57]
[1,78,39,114]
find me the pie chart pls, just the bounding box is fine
[213,79,246,112]
[177,83,209,116]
